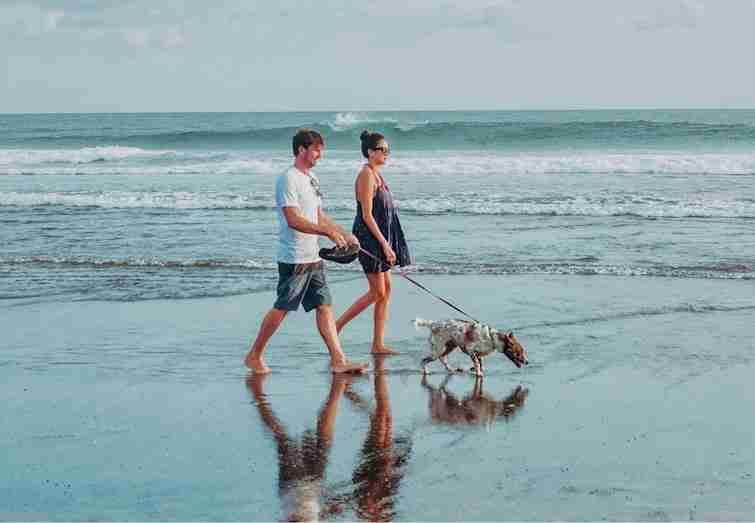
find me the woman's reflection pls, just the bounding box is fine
[344,355,413,522]
[246,373,353,522]
[421,374,529,427]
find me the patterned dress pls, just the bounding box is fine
[352,170,411,273]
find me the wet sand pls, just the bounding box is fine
[2,274,755,520]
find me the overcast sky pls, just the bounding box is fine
[1,0,754,113]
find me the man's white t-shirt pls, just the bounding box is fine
[275,166,322,264]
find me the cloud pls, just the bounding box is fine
[122,27,186,49]
[634,0,704,32]
[123,28,149,48]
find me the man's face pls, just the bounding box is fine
[299,143,323,169]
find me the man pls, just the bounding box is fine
[245,128,367,374]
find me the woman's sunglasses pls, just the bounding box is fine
[373,146,390,155]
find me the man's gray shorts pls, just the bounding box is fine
[274,261,333,312]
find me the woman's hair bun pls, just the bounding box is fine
[360,130,370,141]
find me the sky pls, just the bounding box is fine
[1,0,755,113]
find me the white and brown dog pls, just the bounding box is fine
[415,318,528,376]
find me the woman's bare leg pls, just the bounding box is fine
[371,272,397,354]
[335,288,376,333]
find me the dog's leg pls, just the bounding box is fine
[439,341,458,373]
[421,335,442,374]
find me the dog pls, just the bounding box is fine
[415,318,528,376]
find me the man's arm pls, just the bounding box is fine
[318,208,359,247]
[282,206,348,247]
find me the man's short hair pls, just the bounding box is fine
[292,128,325,156]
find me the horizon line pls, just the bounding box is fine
[2,107,755,116]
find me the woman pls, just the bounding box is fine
[336,130,411,354]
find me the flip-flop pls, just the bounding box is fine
[319,244,360,264]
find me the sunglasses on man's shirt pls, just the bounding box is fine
[308,176,322,198]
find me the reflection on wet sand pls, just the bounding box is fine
[421,374,529,427]
[342,356,413,522]
[246,355,412,522]
[247,373,352,521]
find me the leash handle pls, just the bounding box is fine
[358,247,479,323]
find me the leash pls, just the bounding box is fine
[358,247,480,324]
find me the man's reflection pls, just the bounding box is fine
[421,374,529,427]
[247,373,353,521]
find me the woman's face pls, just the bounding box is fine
[369,140,390,165]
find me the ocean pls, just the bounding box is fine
[2,110,754,303]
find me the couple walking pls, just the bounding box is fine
[244,128,411,374]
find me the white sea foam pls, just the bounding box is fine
[2,189,753,217]
[0,156,285,176]
[393,195,755,218]
[323,112,401,131]
[0,146,177,165]
[387,153,755,176]
[3,150,755,177]
[0,191,276,209]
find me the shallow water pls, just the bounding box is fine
[2,275,754,520]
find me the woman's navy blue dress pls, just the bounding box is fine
[352,174,411,273]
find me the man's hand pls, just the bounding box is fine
[346,234,360,248]
[326,227,347,248]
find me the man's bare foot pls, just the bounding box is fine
[330,361,369,374]
[245,353,271,374]
[371,345,399,355]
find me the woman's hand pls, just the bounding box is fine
[382,243,397,266]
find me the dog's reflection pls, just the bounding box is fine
[247,356,411,522]
[421,374,529,427]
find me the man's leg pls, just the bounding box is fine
[245,308,288,373]
[315,304,368,373]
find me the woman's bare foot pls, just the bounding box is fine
[245,353,271,374]
[330,361,369,374]
[371,345,398,355]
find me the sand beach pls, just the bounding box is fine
[3,272,754,520]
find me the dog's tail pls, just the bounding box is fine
[413,317,434,329]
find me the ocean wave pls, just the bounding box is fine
[0,191,276,209]
[4,151,755,177]
[389,153,755,176]
[0,158,285,176]
[5,255,749,279]
[2,190,754,218]
[320,112,430,132]
[0,146,177,165]
[10,118,755,151]
[0,256,275,270]
[409,261,753,279]
[393,196,755,218]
